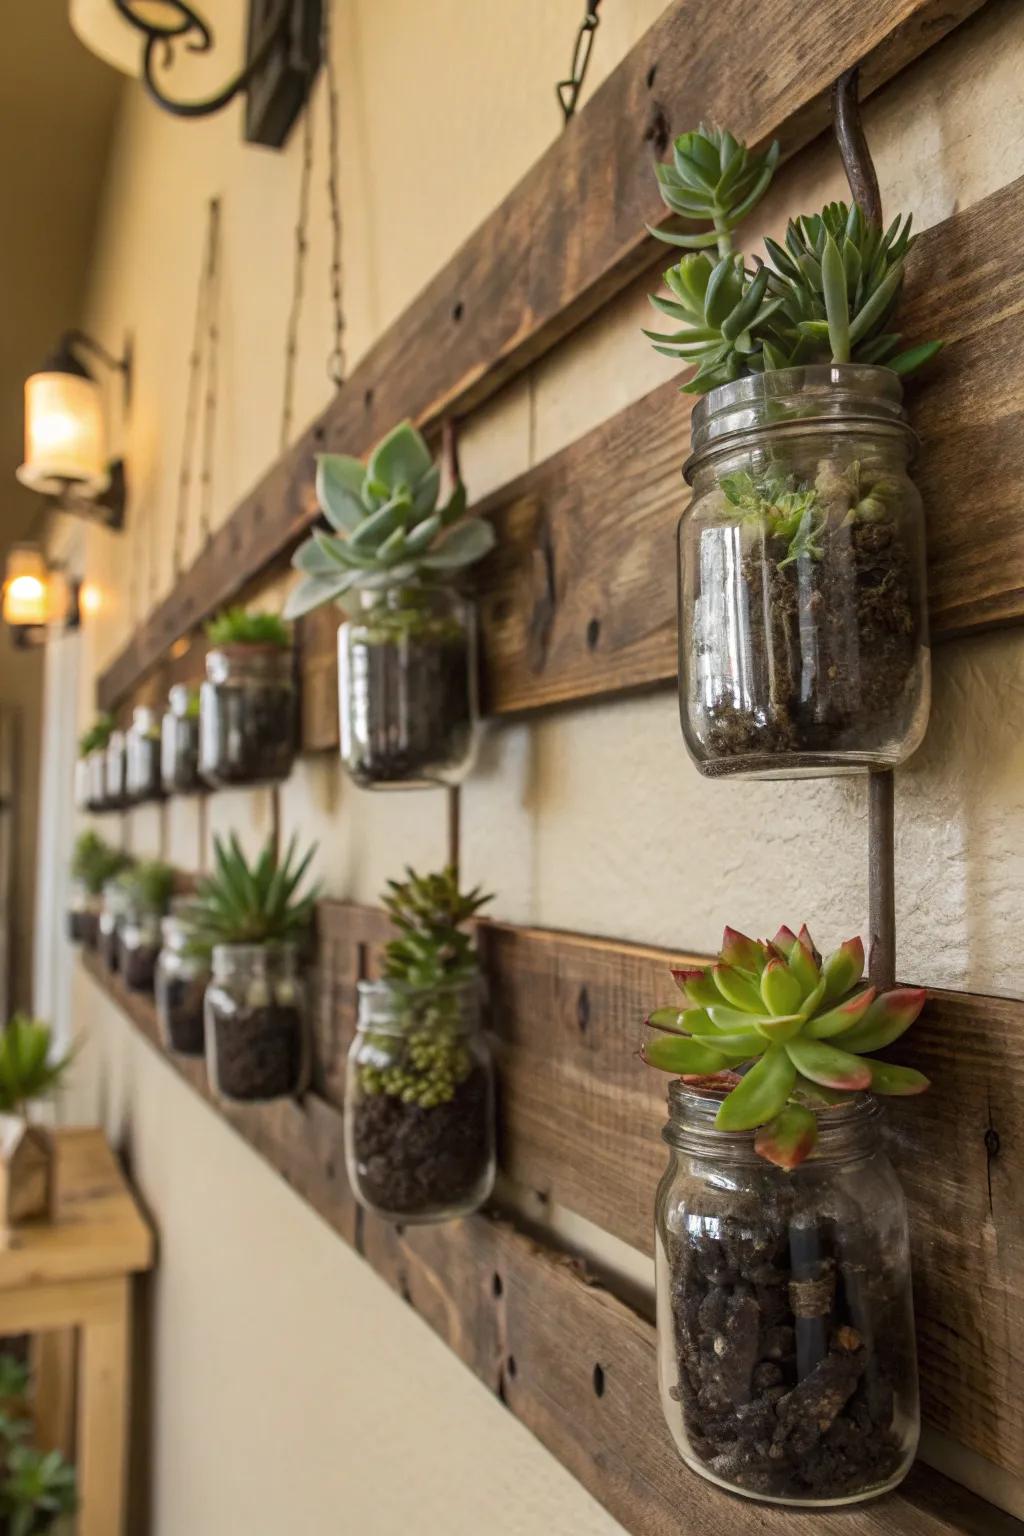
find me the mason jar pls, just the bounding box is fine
[679,366,929,777]
[338,584,479,789]
[345,978,495,1222]
[67,880,101,947]
[73,757,91,813]
[105,730,129,809]
[98,882,131,970]
[155,908,210,1056]
[655,1082,918,1507]
[199,645,296,787]
[161,684,202,795]
[118,906,163,992]
[205,943,308,1103]
[126,706,164,804]
[87,748,108,811]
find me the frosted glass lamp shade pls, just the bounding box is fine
[3,547,49,628]
[17,371,109,496]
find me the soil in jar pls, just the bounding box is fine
[348,609,473,786]
[699,461,919,766]
[665,1186,906,1501]
[352,1064,490,1216]
[157,974,207,1055]
[121,942,159,993]
[207,684,295,786]
[211,1004,303,1100]
[67,911,99,947]
[98,928,120,971]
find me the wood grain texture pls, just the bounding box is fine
[313,903,1024,1475]
[96,0,984,713]
[80,947,1020,1536]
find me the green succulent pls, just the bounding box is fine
[70,832,130,896]
[183,833,318,949]
[359,867,492,1109]
[205,608,291,650]
[1,1445,77,1536]
[0,1016,73,1118]
[120,860,175,916]
[78,714,113,757]
[644,125,942,391]
[283,422,495,619]
[642,925,928,1168]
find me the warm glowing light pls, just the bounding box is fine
[3,547,49,628]
[79,581,102,616]
[17,372,108,495]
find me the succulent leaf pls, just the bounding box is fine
[642,1034,730,1075]
[715,1044,796,1132]
[803,985,877,1040]
[862,1058,930,1095]
[754,1105,819,1170]
[821,937,865,1003]
[785,1037,872,1091]
[831,986,926,1054]
[315,455,366,532]
[760,958,803,1016]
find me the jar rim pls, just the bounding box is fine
[664,1079,880,1161]
[357,975,480,1000]
[212,939,298,960]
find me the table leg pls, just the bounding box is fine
[31,1328,76,1459]
[77,1276,130,1536]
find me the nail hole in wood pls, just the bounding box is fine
[577,985,590,1033]
[985,1127,1001,1157]
[452,300,464,322]
[646,64,657,88]
[507,1354,517,1379]
[593,1363,605,1398]
[586,617,600,650]
[364,386,374,411]
[492,1272,503,1298]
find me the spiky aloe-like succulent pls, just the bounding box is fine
[283,422,495,620]
[184,833,318,950]
[359,867,492,1109]
[205,609,291,649]
[645,125,942,391]
[71,831,130,896]
[0,1016,73,1119]
[78,714,113,757]
[642,925,928,1169]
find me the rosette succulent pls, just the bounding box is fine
[642,924,928,1168]
[283,422,495,619]
[644,124,942,391]
[205,609,291,649]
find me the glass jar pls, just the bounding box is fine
[86,748,108,811]
[199,645,296,787]
[345,978,495,1222]
[155,909,210,1056]
[98,882,131,970]
[655,1083,918,1508]
[118,907,163,992]
[679,366,929,778]
[161,684,202,795]
[205,943,308,1103]
[105,730,129,809]
[339,584,479,789]
[73,757,91,812]
[67,881,100,947]
[126,706,164,804]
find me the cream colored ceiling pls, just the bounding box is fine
[0,0,121,550]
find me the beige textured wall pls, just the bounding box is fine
[60,0,1024,1530]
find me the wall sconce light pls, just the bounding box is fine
[2,545,81,649]
[17,330,130,531]
[70,0,321,149]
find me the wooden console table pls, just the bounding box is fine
[0,1128,154,1536]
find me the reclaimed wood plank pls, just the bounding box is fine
[80,947,1018,1536]
[96,0,984,713]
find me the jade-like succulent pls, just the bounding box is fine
[70,831,130,896]
[644,125,942,391]
[642,925,927,1168]
[359,867,492,1109]
[0,1350,77,1534]
[183,833,318,950]
[283,422,495,620]
[205,608,291,649]
[78,714,113,757]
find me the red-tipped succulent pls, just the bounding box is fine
[644,925,927,1169]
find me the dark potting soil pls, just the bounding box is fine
[348,631,473,786]
[666,1199,905,1501]
[206,684,295,786]
[211,1005,302,1101]
[157,975,207,1056]
[352,1065,491,1216]
[121,943,159,993]
[99,929,120,971]
[703,511,918,766]
[67,910,99,947]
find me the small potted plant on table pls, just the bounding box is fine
[0,1016,72,1232]
[645,127,941,777]
[117,861,175,992]
[67,832,129,947]
[199,610,296,787]
[185,833,317,1103]
[642,924,928,1506]
[345,867,495,1222]
[284,422,495,789]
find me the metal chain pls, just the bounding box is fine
[172,196,221,576]
[198,198,221,545]
[556,0,602,125]
[280,74,315,450]
[323,0,346,385]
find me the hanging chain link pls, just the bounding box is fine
[281,76,315,450]
[172,196,221,577]
[556,0,602,125]
[323,0,346,386]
